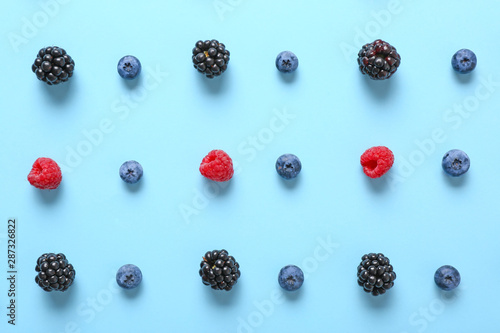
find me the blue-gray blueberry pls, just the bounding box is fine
[119,160,143,184]
[117,55,141,79]
[276,154,301,179]
[442,149,470,177]
[276,51,298,73]
[278,265,304,291]
[451,49,476,74]
[434,265,460,291]
[116,264,142,289]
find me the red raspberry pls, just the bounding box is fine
[27,157,62,189]
[199,150,234,182]
[360,146,394,178]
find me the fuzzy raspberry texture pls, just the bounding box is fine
[360,146,394,178]
[27,157,62,189]
[199,150,234,182]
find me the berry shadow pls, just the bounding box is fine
[122,75,142,90]
[442,172,468,187]
[278,71,298,83]
[360,75,394,101]
[41,79,75,105]
[363,170,389,193]
[282,288,303,301]
[434,287,460,301]
[120,284,143,299]
[47,283,77,308]
[359,288,395,309]
[123,179,144,193]
[204,282,241,306]
[197,70,230,94]
[452,70,474,84]
[35,184,63,204]
[202,178,233,197]
[278,175,301,189]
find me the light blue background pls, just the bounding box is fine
[1,0,499,332]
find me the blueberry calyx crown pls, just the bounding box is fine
[123,62,134,72]
[451,159,463,170]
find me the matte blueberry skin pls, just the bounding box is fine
[442,149,470,177]
[276,51,298,73]
[116,264,142,289]
[276,154,302,179]
[278,265,304,291]
[451,49,477,74]
[119,160,143,184]
[117,55,141,80]
[434,265,460,291]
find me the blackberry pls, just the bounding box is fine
[32,46,75,85]
[192,40,230,78]
[357,40,400,80]
[357,253,396,296]
[35,253,75,292]
[199,249,240,291]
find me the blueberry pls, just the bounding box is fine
[119,160,143,184]
[434,265,460,291]
[278,265,304,291]
[451,49,477,74]
[442,149,470,177]
[117,55,141,80]
[276,154,301,180]
[276,51,298,73]
[116,264,142,289]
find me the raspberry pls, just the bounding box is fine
[27,158,62,189]
[199,150,234,182]
[360,146,394,178]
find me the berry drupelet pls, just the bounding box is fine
[357,40,400,80]
[35,253,75,292]
[199,249,240,291]
[357,253,396,296]
[192,40,230,78]
[32,46,75,85]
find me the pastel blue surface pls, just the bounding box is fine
[1,0,500,332]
